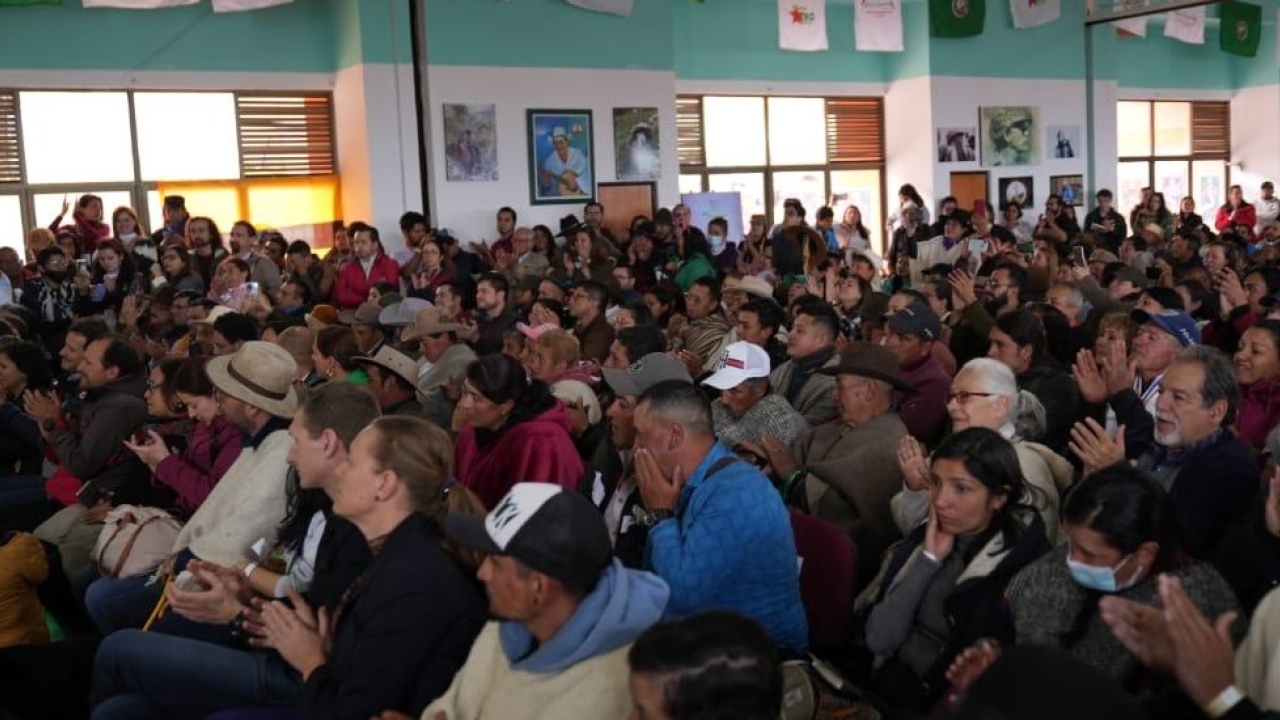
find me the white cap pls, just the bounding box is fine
[702,341,771,391]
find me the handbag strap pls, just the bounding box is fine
[99,514,166,578]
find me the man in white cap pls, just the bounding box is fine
[703,341,805,453]
[419,483,669,720]
[82,341,299,635]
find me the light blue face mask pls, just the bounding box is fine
[1066,550,1141,593]
[708,234,726,250]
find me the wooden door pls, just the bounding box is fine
[949,172,989,208]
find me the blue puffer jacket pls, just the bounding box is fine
[645,442,809,652]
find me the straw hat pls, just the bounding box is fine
[353,345,419,387]
[191,305,234,326]
[401,306,467,343]
[205,341,300,419]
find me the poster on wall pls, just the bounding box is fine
[979,106,1039,167]
[680,191,745,244]
[527,109,595,205]
[613,107,661,181]
[442,104,498,182]
[998,176,1035,211]
[936,127,977,162]
[1051,175,1085,206]
[1046,126,1080,159]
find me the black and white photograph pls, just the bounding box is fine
[1047,125,1080,159]
[936,127,977,163]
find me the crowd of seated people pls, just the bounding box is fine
[1,186,1280,720]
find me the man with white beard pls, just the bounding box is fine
[1119,346,1254,559]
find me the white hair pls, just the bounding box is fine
[957,358,1047,441]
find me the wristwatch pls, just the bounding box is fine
[634,507,675,528]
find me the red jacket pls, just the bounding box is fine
[48,211,111,256]
[1215,203,1257,240]
[1237,378,1280,455]
[333,254,400,309]
[454,402,585,510]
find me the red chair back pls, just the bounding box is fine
[790,510,857,655]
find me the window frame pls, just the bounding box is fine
[1117,100,1231,214]
[677,94,887,246]
[0,88,336,235]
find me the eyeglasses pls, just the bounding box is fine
[145,379,160,391]
[946,391,995,405]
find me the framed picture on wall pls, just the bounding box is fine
[613,108,660,180]
[979,106,1039,167]
[998,176,1035,210]
[442,104,498,182]
[1046,125,1080,160]
[527,109,595,205]
[1051,174,1085,206]
[937,127,977,163]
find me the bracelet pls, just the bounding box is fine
[1202,686,1245,719]
[242,562,258,579]
[779,467,807,503]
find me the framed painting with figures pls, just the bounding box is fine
[527,109,595,205]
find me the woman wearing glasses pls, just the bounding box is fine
[896,358,1071,543]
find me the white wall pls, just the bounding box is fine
[930,77,1089,216]
[884,76,935,215]
[335,62,422,255]
[1091,79,1119,195]
[424,66,680,244]
[1231,84,1280,190]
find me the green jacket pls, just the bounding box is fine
[674,253,716,292]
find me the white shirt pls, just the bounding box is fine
[1256,197,1280,235]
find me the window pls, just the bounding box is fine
[1116,100,1230,215]
[20,92,135,184]
[0,196,21,254]
[0,89,337,244]
[134,92,241,181]
[678,94,886,250]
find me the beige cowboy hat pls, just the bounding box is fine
[205,341,300,419]
[191,305,234,327]
[353,345,419,387]
[401,306,466,343]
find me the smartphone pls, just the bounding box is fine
[1016,240,1035,257]
[75,258,89,274]
[244,281,260,298]
[968,238,988,256]
[1073,246,1088,267]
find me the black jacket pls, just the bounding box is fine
[304,514,371,614]
[1137,430,1258,559]
[1215,490,1280,614]
[870,513,1050,703]
[301,512,486,720]
[1017,363,1079,455]
[580,435,647,569]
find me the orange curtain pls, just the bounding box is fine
[157,175,341,241]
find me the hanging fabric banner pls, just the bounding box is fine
[1163,6,1205,45]
[565,0,633,17]
[212,0,291,10]
[1112,0,1148,37]
[930,0,985,38]
[1220,1,1262,57]
[855,0,903,52]
[1010,0,1059,30]
[83,0,198,7]
[779,0,829,51]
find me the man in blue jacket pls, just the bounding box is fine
[632,379,808,653]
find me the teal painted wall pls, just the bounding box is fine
[928,0,1087,79]
[335,0,414,69]
[674,0,888,83]
[423,0,674,70]
[0,0,335,73]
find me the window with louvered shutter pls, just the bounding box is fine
[235,94,335,178]
[0,92,19,184]
[1191,101,1229,159]
[676,96,705,167]
[826,98,883,165]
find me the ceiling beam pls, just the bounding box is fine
[1085,0,1220,26]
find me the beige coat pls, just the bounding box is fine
[769,352,841,427]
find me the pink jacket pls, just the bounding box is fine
[333,254,400,309]
[454,403,584,510]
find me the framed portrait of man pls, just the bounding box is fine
[526,109,595,205]
[979,106,1039,167]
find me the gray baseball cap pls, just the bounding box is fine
[601,352,693,397]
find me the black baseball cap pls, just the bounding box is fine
[444,483,612,590]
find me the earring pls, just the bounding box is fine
[324,365,334,378]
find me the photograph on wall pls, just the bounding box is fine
[1051,174,1085,206]
[613,107,660,181]
[527,109,594,204]
[1046,125,1080,159]
[442,103,498,182]
[936,127,977,163]
[998,176,1035,210]
[979,106,1040,167]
